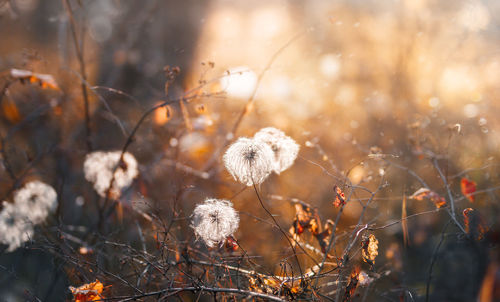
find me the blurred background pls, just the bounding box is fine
[0,0,499,301]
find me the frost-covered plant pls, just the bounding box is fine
[254,127,299,174]
[223,137,274,186]
[0,201,34,252]
[14,181,58,224]
[191,198,239,247]
[84,151,139,198]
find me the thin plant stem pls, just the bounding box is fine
[252,184,304,285]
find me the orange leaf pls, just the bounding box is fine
[463,208,489,240]
[342,266,360,302]
[290,204,314,237]
[153,102,173,125]
[333,185,346,207]
[361,234,379,266]
[402,195,409,247]
[10,68,59,90]
[410,188,447,208]
[69,279,104,302]
[461,178,477,203]
[1,99,21,123]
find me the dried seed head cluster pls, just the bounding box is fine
[0,181,58,252]
[223,128,299,186]
[14,181,58,224]
[253,127,299,174]
[223,137,274,186]
[191,198,239,247]
[0,202,34,252]
[84,151,139,198]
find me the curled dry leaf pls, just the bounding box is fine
[361,234,379,266]
[69,279,104,302]
[409,188,447,208]
[463,208,489,240]
[289,204,315,240]
[10,68,59,90]
[289,204,333,254]
[461,178,477,203]
[333,185,346,207]
[313,220,334,253]
[342,266,360,302]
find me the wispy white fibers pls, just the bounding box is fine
[191,199,239,247]
[223,137,274,186]
[0,202,34,252]
[14,181,57,224]
[0,181,58,251]
[254,127,299,174]
[84,151,139,197]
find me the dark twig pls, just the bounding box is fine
[103,285,287,302]
[63,0,92,151]
[425,220,451,302]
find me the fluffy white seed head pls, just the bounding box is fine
[0,202,34,252]
[223,137,274,186]
[254,127,299,174]
[84,151,139,198]
[191,198,239,247]
[14,181,58,224]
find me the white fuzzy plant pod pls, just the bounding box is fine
[223,137,274,186]
[0,201,34,252]
[254,127,299,174]
[14,181,58,224]
[191,198,239,248]
[84,151,139,198]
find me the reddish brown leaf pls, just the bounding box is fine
[313,220,333,253]
[463,208,489,240]
[461,178,477,203]
[224,235,239,252]
[290,204,315,235]
[342,266,360,302]
[333,185,346,207]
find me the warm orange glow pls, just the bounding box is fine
[69,280,104,302]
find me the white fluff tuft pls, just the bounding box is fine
[84,151,139,198]
[254,127,299,174]
[14,181,58,224]
[223,137,274,186]
[191,198,239,248]
[0,201,34,252]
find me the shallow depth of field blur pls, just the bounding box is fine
[0,0,500,301]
